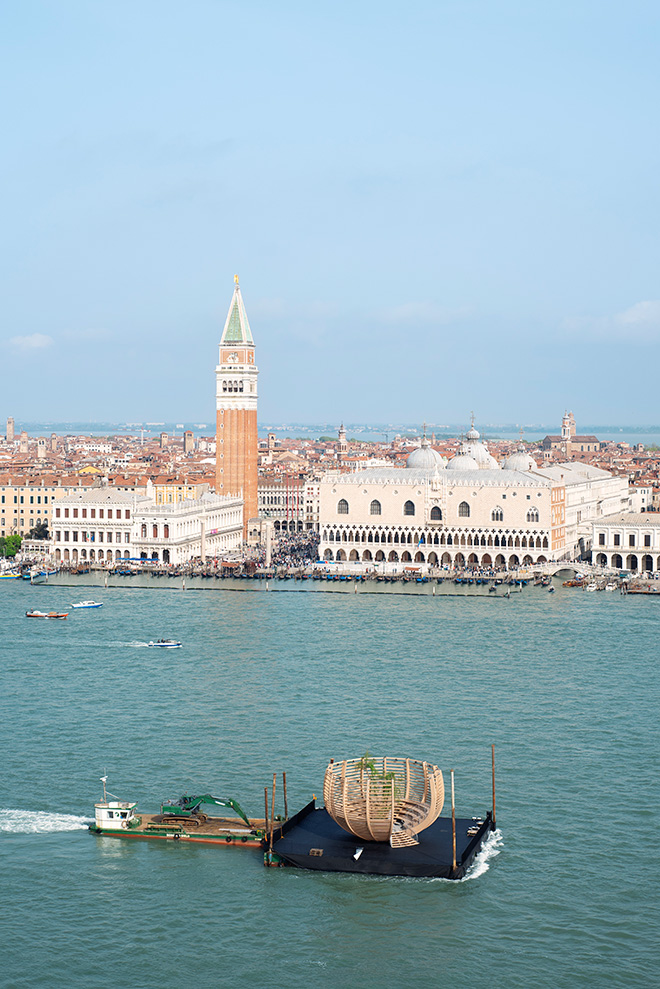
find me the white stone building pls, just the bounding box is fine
[592,513,660,572]
[51,487,243,565]
[317,429,629,568]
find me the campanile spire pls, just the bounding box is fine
[215,275,258,537]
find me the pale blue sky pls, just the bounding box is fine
[1,0,658,426]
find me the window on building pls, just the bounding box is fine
[82,509,87,518]
[614,534,620,546]
[107,532,112,543]
[629,534,635,547]
[403,500,415,516]
[141,524,147,538]
[458,501,470,517]
[126,510,130,519]
[598,533,605,545]
[73,509,78,518]
[337,499,349,514]
[91,509,95,519]
[430,506,442,520]
[370,500,381,516]
[153,525,158,538]
[164,525,169,538]
[644,534,651,547]
[64,531,69,542]
[55,508,61,518]
[526,509,539,523]
[64,509,69,518]
[491,508,503,522]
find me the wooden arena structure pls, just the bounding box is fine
[323,756,445,847]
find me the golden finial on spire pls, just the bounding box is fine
[234,274,239,285]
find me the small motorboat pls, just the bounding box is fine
[71,601,103,609]
[147,639,182,648]
[26,610,68,619]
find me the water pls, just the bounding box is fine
[1,579,658,988]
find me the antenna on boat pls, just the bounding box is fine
[100,773,108,803]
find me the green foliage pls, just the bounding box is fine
[0,534,22,558]
[27,520,49,540]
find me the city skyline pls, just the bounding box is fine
[2,2,659,424]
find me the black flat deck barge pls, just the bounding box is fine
[266,800,495,879]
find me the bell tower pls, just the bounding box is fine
[215,275,259,536]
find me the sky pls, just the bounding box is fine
[1,0,659,427]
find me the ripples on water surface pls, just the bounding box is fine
[1,577,658,988]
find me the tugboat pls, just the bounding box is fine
[89,776,263,846]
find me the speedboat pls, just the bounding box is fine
[26,610,68,619]
[71,601,103,609]
[147,639,182,648]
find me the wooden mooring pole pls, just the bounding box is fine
[491,744,496,827]
[264,787,269,843]
[269,774,277,852]
[282,771,288,821]
[451,769,457,872]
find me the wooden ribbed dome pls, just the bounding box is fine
[323,757,445,847]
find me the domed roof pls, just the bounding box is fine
[446,452,479,471]
[469,442,499,468]
[503,450,538,471]
[467,425,480,441]
[406,437,444,469]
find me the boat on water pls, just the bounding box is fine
[25,610,68,619]
[90,777,264,847]
[71,601,103,609]
[89,749,498,880]
[147,639,182,648]
[605,582,617,592]
[0,572,21,580]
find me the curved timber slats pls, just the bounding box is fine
[323,757,445,846]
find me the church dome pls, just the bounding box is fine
[406,438,444,469]
[503,450,538,471]
[446,452,479,471]
[469,443,500,469]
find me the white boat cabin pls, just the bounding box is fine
[95,800,138,830]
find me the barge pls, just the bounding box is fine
[90,749,499,880]
[90,782,265,847]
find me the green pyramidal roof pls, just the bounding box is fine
[221,284,254,345]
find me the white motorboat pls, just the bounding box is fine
[147,639,182,648]
[71,601,103,609]
[605,582,617,592]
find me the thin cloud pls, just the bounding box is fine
[9,333,53,350]
[377,302,472,325]
[562,301,660,339]
[61,328,111,342]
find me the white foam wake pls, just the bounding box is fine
[458,827,503,881]
[0,808,91,833]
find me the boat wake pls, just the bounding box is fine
[458,827,503,881]
[0,808,92,833]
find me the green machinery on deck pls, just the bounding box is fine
[160,794,252,828]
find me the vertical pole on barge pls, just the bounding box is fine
[269,774,276,852]
[491,744,496,827]
[283,772,288,821]
[264,787,269,843]
[451,770,456,872]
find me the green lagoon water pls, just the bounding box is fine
[1,576,658,988]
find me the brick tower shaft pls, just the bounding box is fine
[215,276,258,537]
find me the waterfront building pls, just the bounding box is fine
[593,513,660,572]
[51,486,242,565]
[215,275,258,537]
[317,425,629,567]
